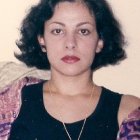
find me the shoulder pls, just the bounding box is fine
[21,81,44,101]
[118,94,140,126]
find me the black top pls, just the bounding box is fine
[8,81,122,140]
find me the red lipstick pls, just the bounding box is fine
[61,55,80,64]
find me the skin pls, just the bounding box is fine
[39,2,103,78]
[38,1,140,126]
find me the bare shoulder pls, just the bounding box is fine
[118,94,140,126]
[121,95,140,109]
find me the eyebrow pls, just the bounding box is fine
[76,22,95,27]
[48,22,65,26]
[48,21,95,27]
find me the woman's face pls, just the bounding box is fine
[38,1,103,76]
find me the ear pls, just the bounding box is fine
[96,39,104,53]
[37,35,47,52]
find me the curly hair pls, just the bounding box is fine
[15,0,126,70]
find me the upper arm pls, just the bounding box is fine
[118,95,140,126]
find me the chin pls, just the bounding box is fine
[56,67,90,77]
[51,63,91,77]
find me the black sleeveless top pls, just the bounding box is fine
[8,81,122,140]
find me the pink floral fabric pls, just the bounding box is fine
[0,77,42,140]
[117,107,140,140]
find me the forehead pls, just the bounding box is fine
[46,1,95,25]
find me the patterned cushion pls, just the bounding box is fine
[117,107,140,140]
[0,77,43,139]
[0,62,49,140]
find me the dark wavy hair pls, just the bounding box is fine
[15,0,126,70]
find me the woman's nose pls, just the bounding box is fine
[65,33,77,49]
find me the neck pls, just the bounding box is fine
[48,69,94,96]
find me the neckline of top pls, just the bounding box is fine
[38,81,105,126]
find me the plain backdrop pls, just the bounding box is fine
[0,0,140,97]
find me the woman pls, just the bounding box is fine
[8,0,140,139]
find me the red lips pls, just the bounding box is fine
[61,55,80,64]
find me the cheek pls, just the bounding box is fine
[80,40,97,62]
[44,36,62,52]
[80,39,98,54]
[82,49,95,62]
[46,42,62,62]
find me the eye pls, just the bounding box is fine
[51,29,63,35]
[79,29,90,35]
